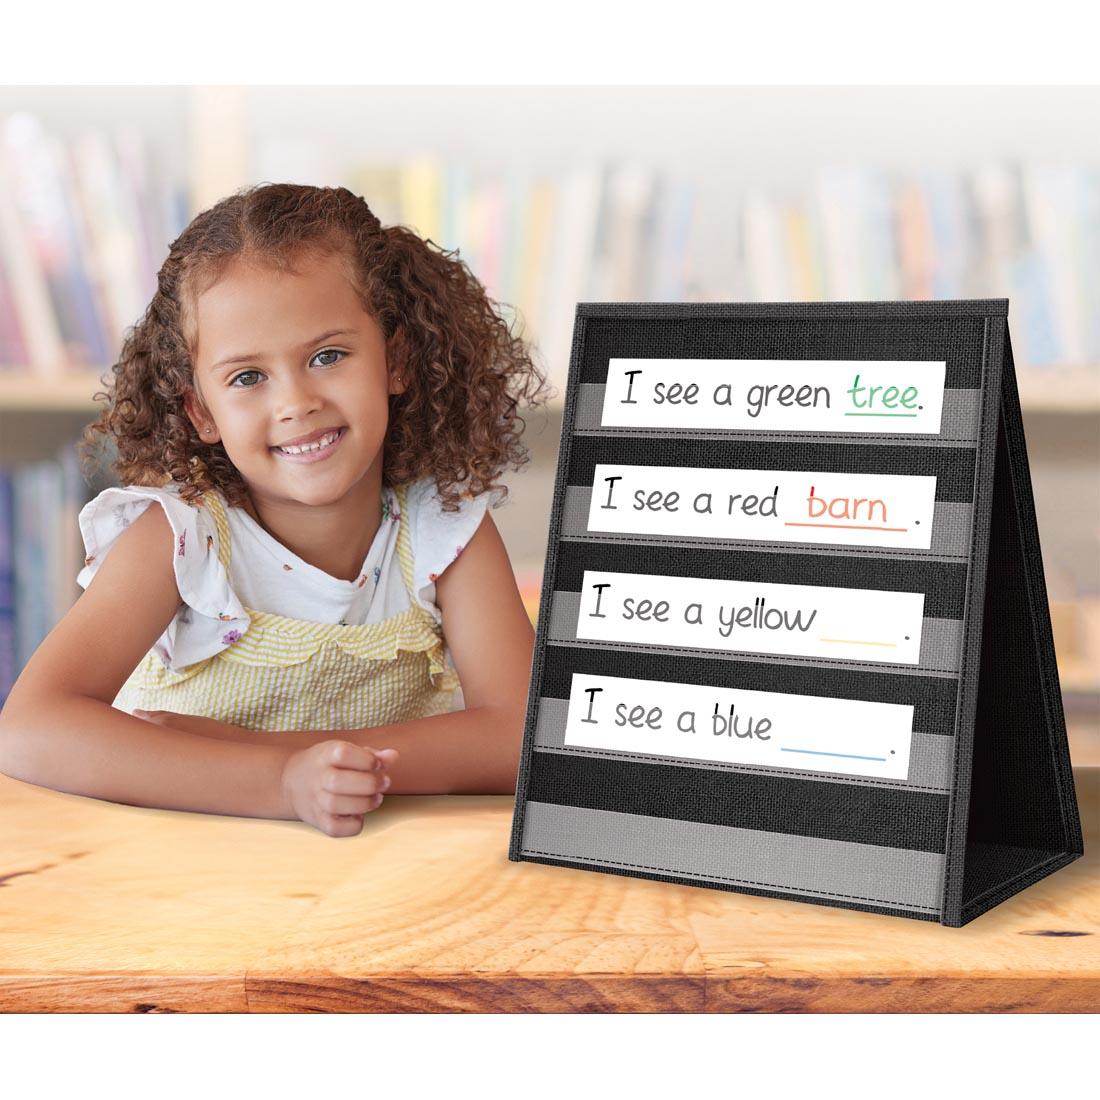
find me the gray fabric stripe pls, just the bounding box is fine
[575,383,981,443]
[548,591,963,676]
[520,799,945,914]
[916,618,962,671]
[928,502,974,557]
[532,697,954,792]
[562,486,973,560]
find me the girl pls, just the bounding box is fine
[0,183,549,838]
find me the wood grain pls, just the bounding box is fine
[0,769,1096,1013]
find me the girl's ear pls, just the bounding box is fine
[184,387,220,444]
[387,327,408,396]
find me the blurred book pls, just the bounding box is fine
[816,167,900,301]
[0,469,14,704]
[3,113,112,370]
[1020,166,1096,367]
[0,116,66,373]
[0,443,93,707]
[647,175,697,300]
[0,112,185,376]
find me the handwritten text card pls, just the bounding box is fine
[589,464,938,549]
[577,570,926,664]
[564,672,914,780]
[601,359,947,434]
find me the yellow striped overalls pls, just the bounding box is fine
[112,484,460,731]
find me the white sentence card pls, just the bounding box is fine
[588,464,938,550]
[576,570,926,665]
[601,359,947,434]
[565,672,914,780]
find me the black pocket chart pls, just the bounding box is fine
[508,300,1083,926]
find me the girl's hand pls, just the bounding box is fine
[280,741,399,837]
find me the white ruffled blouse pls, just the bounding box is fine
[75,477,489,678]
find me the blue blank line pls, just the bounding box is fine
[780,747,887,762]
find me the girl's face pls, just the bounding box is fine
[184,250,403,509]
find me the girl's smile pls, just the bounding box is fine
[271,425,347,462]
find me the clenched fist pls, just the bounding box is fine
[280,740,399,837]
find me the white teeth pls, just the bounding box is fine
[277,430,340,455]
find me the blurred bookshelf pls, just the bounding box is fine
[0,87,1097,758]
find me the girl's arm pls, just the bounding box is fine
[0,505,294,819]
[142,510,535,795]
[355,508,534,793]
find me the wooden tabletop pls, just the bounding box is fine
[1,768,1096,1013]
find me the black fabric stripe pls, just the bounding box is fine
[568,437,976,502]
[553,541,967,619]
[540,643,958,734]
[527,751,949,853]
[578,315,987,389]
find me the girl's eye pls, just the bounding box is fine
[312,348,345,368]
[228,349,345,387]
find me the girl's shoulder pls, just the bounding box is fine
[401,476,497,626]
[76,482,219,577]
[76,482,248,672]
[77,482,203,565]
[401,475,496,558]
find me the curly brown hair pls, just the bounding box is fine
[78,182,552,512]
